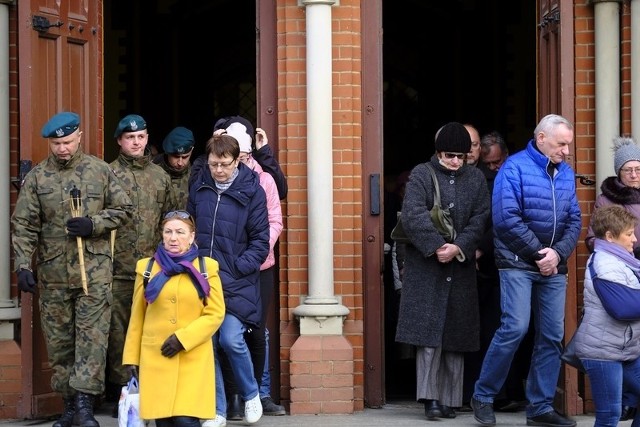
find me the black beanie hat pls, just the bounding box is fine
[434,122,472,153]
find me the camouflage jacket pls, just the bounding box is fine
[110,152,178,279]
[11,150,133,289]
[153,154,191,209]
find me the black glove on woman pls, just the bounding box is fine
[161,334,184,358]
[126,365,139,380]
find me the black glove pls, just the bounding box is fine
[127,365,139,380]
[17,269,36,294]
[161,334,184,358]
[66,217,93,237]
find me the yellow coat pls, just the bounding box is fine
[122,256,225,420]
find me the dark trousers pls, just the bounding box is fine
[222,267,276,396]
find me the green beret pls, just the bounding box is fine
[41,112,80,138]
[114,114,147,138]
[163,127,195,154]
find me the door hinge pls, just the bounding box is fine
[32,15,63,33]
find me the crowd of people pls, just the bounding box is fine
[390,114,640,427]
[13,109,640,427]
[11,111,286,427]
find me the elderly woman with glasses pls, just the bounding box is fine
[187,133,270,427]
[395,122,490,421]
[122,210,226,427]
[585,136,640,421]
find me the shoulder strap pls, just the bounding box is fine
[425,163,441,207]
[142,257,155,288]
[199,256,208,279]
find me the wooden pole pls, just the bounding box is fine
[69,186,88,295]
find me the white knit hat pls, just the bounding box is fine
[613,136,640,175]
[226,122,253,153]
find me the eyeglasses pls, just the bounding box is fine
[208,160,235,169]
[164,210,193,222]
[443,152,466,160]
[621,167,640,175]
[238,153,252,163]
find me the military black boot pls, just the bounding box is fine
[52,396,75,427]
[75,392,99,427]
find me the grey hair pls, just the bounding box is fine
[533,114,574,138]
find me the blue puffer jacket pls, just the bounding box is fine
[492,140,582,273]
[187,162,269,328]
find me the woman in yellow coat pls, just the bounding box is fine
[122,210,225,427]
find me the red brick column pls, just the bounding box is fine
[289,335,354,414]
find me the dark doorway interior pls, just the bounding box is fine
[381,2,537,400]
[104,0,536,404]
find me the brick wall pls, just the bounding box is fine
[275,0,364,412]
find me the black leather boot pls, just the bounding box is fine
[424,399,443,420]
[52,396,75,427]
[75,392,99,427]
[227,393,244,421]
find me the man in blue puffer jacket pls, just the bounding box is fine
[471,114,582,427]
[187,133,269,427]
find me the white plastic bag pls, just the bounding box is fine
[118,377,145,427]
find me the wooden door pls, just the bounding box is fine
[537,0,580,416]
[361,0,385,408]
[17,0,101,419]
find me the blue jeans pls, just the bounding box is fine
[582,358,640,427]
[214,313,259,417]
[473,269,566,418]
[260,328,271,397]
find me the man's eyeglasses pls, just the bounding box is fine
[621,167,640,175]
[164,210,193,222]
[208,160,235,169]
[443,152,466,160]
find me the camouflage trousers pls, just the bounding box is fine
[107,279,134,385]
[39,283,112,397]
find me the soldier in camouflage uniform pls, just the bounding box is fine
[107,114,178,414]
[11,112,134,427]
[153,126,195,208]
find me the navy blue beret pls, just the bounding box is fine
[162,127,195,154]
[114,114,147,138]
[41,112,80,138]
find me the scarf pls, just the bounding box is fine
[593,238,640,282]
[215,167,239,193]
[144,243,211,304]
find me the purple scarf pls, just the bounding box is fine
[144,243,211,304]
[593,238,640,282]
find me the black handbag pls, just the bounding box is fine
[561,311,585,373]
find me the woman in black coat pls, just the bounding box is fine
[396,122,490,421]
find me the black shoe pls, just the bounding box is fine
[439,405,456,419]
[471,397,496,426]
[621,405,637,421]
[52,397,76,427]
[261,397,286,416]
[75,393,99,427]
[226,393,244,421]
[424,400,443,420]
[526,410,577,427]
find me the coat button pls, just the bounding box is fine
[170,319,176,324]
[446,277,452,282]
